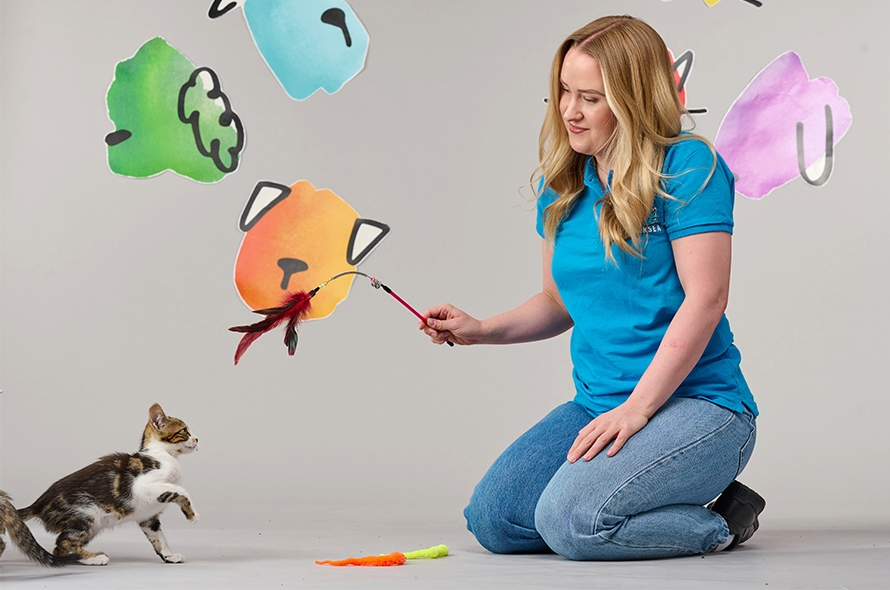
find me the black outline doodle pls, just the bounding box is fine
[347,219,390,266]
[177,66,245,174]
[104,129,132,146]
[796,104,834,187]
[321,8,352,47]
[672,50,707,115]
[277,258,310,290]
[208,0,238,19]
[239,181,293,231]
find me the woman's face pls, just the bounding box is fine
[559,47,616,159]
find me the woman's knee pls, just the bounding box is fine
[465,499,550,554]
[464,502,510,554]
[534,470,625,560]
[534,487,589,559]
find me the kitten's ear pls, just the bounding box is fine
[149,403,167,430]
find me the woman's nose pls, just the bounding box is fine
[562,96,581,120]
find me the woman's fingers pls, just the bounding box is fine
[567,423,614,463]
[567,410,649,462]
[419,305,452,341]
[420,304,478,346]
[426,319,453,345]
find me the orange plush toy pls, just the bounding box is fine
[316,544,448,567]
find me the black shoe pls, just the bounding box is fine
[708,480,766,550]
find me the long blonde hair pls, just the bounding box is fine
[536,15,714,260]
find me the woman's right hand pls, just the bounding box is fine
[420,303,485,346]
[417,240,571,347]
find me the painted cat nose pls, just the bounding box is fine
[321,8,352,47]
[277,258,309,289]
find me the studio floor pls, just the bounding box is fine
[1,508,888,590]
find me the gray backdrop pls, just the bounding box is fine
[2,0,887,526]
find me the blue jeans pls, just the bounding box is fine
[464,398,756,560]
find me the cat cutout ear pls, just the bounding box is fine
[149,403,168,430]
[347,219,390,266]
[672,50,693,95]
[671,49,707,115]
[239,181,292,232]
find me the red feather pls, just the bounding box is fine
[229,291,314,364]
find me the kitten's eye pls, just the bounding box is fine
[170,428,190,442]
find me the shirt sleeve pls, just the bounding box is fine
[535,180,555,239]
[661,139,736,240]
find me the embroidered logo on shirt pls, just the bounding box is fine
[643,205,664,234]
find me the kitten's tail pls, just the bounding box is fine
[0,491,80,567]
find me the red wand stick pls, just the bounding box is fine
[370,278,454,347]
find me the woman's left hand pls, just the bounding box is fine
[567,404,650,462]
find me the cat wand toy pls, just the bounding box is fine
[372,278,454,348]
[229,271,451,364]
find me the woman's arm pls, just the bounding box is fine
[567,231,732,461]
[421,240,574,345]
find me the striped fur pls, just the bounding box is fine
[12,404,198,565]
[0,491,80,567]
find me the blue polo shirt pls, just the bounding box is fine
[536,138,757,417]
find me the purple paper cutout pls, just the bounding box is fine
[715,51,852,200]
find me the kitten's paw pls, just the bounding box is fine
[81,554,110,566]
[189,512,200,524]
[163,553,185,564]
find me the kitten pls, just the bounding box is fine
[1,490,79,567]
[15,403,199,565]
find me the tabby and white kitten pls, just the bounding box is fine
[15,403,198,565]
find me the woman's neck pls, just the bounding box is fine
[593,156,612,189]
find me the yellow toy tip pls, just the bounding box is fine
[403,544,449,559]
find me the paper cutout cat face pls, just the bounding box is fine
[715,51,851,199]
[105,37,244,183]
[234,180,389,319]
[209,0,369,101]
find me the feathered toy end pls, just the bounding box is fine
[228,288,317,365]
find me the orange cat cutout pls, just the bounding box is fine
[234,180,389,319]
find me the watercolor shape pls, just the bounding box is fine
[209,0,369,101]
[234,180,389,319]
[105,37,244,183]
[715,51,852,199]
[670,49,706,114]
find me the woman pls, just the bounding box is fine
[420,15,765,560]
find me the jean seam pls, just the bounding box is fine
[592,408,737,546]
[734,414,756,478]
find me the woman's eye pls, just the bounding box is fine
[583,96,598,104]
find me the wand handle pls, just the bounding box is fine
[380,285,454,347]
